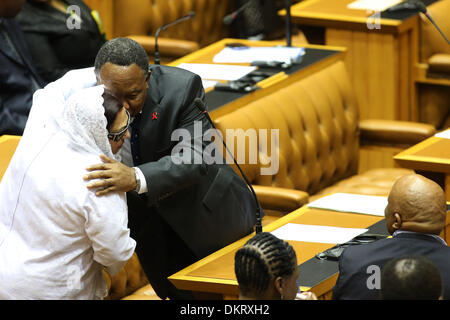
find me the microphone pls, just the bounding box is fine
[223,1,252,26]
[154,11,196,65]
[388,0,449,44]
[194,98,263,234]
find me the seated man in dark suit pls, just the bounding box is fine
[332,173,450,300]
[0,0,45,136]
[381,255,443,300]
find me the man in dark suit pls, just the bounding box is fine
[332,173,450,300]
[0,0,45,136]
[84,38,259,300]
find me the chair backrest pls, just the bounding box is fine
[0,135,20,181]
[213,61,360,196]
[419,0,450,62]
[113,0,233,47]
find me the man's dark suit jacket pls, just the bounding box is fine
[0,18,44,136]
[126,64,259,299]
[332,232,450,300]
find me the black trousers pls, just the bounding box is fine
[127,196,198,300]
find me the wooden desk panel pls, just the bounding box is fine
[169,206,383,299]
[394,137,450,174]
[413,139,450,159]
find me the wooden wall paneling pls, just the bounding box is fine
[352,31,369,118]
[358,147,397,173]
[398,30,411,121]
[409,23,420,122]
[366,32,382,120]
[378,32,397,120]
[326,29,354,89]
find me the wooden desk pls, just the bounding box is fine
[280,0,421,122]
[394,136,450,197]
[394,136,450,242]
[169,205,385,300]
[280,0,438,172]
[168,38,346,119]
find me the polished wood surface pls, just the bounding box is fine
[394,136,450,174]
[168,38,346,119]
[169,205,384,299]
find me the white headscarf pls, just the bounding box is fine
[0,68,118,245]
[61,85,118,161]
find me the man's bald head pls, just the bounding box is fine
[385,174,446,235]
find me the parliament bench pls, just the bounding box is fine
[213,60,436,208]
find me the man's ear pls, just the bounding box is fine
[145,70,151,83]
[392,213,402,230]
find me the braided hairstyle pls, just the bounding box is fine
[235,232,297,297]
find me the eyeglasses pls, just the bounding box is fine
[108,109,131,142]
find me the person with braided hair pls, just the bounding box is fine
[235,232,317,300]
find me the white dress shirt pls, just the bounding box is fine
[120,125,148,194]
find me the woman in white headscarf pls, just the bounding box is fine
[0,68,136,299]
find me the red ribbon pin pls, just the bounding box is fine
[152,112,158,120]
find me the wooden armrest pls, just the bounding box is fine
[428,54,450,75]
[359,119,436,148]
[253,185,309,213]
[126,35,200,57]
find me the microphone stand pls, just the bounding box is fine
[154,28,163,66]
[154,12,196,65]
[388,0,449,45]
[423,11,450,45]
[194,99,263,233]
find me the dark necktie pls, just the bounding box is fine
[130,114,142,166]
